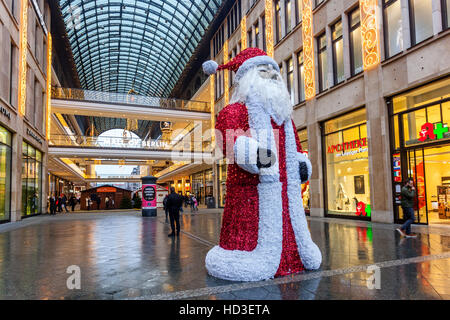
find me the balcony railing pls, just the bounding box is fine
[49,134,213,153]
[51,87,210,113]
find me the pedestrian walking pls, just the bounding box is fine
[49,194,56,215]
[86,197,91,211]
[166,187,183,237]
[69,194,76,212]
[57,195,62,213]
[105,196,110,209]
[192,195,198,212]
[396,178,418,238]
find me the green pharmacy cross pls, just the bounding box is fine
[433,123,449,140]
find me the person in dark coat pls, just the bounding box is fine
[166,187,183,237]
[396,178,417,238]
[57,195,62,213]
[49,194,56,215]
[69,195,76,212]
[96,196,101,210]
[61,194,69,213]
[163,194,169,221]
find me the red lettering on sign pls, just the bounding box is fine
[418,123,436,142]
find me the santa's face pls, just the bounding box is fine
[230,64,293,123]
[256,64,282,81]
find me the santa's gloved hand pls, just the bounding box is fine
[297,152,312,183]
[257,148,276,169]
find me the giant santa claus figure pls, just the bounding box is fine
[202,48,322,281]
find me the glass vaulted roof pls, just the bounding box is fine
[59,0,222,96]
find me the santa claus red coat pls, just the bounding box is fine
[203,48,321,281]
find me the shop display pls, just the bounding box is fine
[324,109,371,218]
[438,186,450,219]
[202,48,321,281]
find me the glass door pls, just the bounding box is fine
[406,148,428,224]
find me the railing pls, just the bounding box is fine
[51,87,210,113]
[49,134,213,153]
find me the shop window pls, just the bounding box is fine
[218,160,227,207]
[0,126,12,222]
[286,57,294,105]
[323,109,371,219]
[297,128,310,214]
[392,77,450,114]
[22,142,43,216]
[383,0,404,58]
[409,0,433,45]
[349,7,363,76]
[297,51,305,103]
[317,33,328,92]
[332,20,345,85]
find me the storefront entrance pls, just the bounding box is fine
[390,77,450,225]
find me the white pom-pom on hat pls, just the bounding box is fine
[202,60,219,75]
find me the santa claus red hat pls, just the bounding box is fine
[202,47,280,82]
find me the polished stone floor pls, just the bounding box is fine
[0,209,449,300]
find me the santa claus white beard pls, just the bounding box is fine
[230,67,293,124]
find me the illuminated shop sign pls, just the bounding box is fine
[327,138,368,156]
[418,122,449,142]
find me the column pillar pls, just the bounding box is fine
[10,133,23,222]
[306,99,325,217]
[364,66,394,223]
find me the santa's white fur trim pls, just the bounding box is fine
[233,135,260,175]
[235,56,280,82]
[297,152,312,183]
[284,120,322,270]
[202,60,218,75]
[205,182,283,281]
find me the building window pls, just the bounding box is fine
[323,108,371,219]
[228,0,242,37]
[275,0,282,42]
[9,43,16,106]
[285,0,293,34]
[22,142,43,216]
[286,58,294,105]
[315,0,325,7]
[262,15,267,51]
[332,20,345,85]
[317,33,328,92]
[296,0,303,24]
[248,30,253,47]
[213,24,225,57]
[254,22,260,48]
[297,128,310,214]
[409,0,433,45]
[443,0,450,29]
[349,8,363,76]
[297,51,305,102]
[0,126,12,222]
[383,0,404,58]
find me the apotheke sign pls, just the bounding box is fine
[327,138,368,156]
[418,122,449,142]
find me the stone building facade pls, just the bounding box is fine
[201,0,450,224]
[0,0,51,222]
